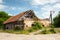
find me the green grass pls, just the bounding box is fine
[0,22,60,34]
[0,29,29,34]
[39,28,58,34]
[55,28,60,33]
[0,27,59,34]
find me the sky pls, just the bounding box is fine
[0,0,60,19]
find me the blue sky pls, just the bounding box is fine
[0,0,60,19]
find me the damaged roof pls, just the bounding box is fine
[3,10,36,24]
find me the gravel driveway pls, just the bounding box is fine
[0,32,60,40]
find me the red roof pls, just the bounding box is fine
[3,10,32,24]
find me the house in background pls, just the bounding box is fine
[3,10,50,30]
[38,18,50,27]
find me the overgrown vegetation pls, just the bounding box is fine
[0,11,60,34]
[53,11,60,27]
[13,26,21,31]
[27,22,44,32]
[13,21,43,34]
[0,11,11,29]
[0,21,44,34]
[39,28,57,34]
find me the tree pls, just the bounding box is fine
[0,11,11,20]
[53,12,60,27]
[0,11,11,29]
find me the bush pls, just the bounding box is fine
[27,21,44,32]
[50,28,57,33]
[27,28,36,32]
[14,26,21,31]
[0,21,44,34]
[40,28,57,34]
[32,22,43,30]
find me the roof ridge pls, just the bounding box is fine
[3,10,33,24]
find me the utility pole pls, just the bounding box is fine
[50,11,55,27]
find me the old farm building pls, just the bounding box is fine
[3,10,38,29]
[3,10,50,29]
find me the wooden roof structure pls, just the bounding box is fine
[3,10,38,24]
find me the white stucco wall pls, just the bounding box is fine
[38,20,50,27]
[24,20,34,29]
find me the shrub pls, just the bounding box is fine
[50,28,57,33]
[40,28,57,34]
[32,22,43,30]
[27,21,44,33]
[14,26,21,31]
[27,28,36,32]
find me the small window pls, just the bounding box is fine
[26,25,28,27]
[42,25,44,26]
[32,24,35,26]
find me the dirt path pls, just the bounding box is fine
[0,32,60,40]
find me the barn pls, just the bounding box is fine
[3,10,38,29]
[3,10,50,30]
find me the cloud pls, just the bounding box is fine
[10,7,17,10]
[30,0,58,6]
[41,3,60,11]
[8,13,13,16]
[41,5,53,11]
[0,0,6,10]
[0,0,60,19]
[8,6,30,12]
[41,12,50,18]
[40,3,60,18]
[0,0,3,3]
[53,3,60,8]
[23,0,60,18]
[0,5,7,9]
